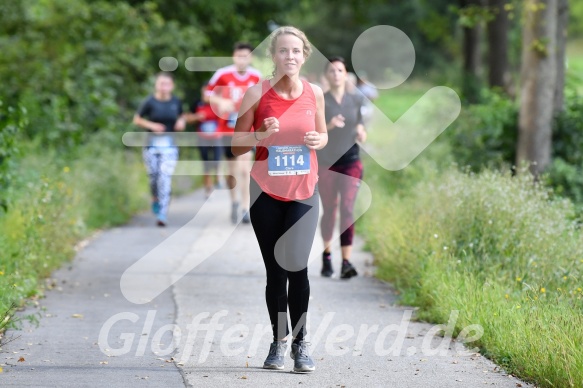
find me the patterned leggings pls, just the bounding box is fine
[142,147,178,219]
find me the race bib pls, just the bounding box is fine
[227,112,238,129]
[268,145,310,176]
[200,120,218,133]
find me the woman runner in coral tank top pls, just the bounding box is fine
[250,77,319,200]
[231,26,328,373]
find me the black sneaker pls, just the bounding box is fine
[340,260,358,279]
[263,340,287,370]
[321,253,333,277]
[290,340,315,373]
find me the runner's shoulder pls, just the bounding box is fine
[308,82,324,100]
[209,65,237,83]
[142,94,156,104]
[248,81,263,90]
[136,94,155,114]
[244,82,263,98]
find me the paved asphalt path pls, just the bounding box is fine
[1,189,532,387]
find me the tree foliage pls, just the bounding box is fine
[0,100,27,212]
[0,0,204,148]
[285,0,459,74]
[122,0,296,54]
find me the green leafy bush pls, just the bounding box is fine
[0,100,27,212]
[0,0,204,149]
[546,94,583,206]
[0,135,147,327]
[447,88,518,171]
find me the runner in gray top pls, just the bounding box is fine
[317,56,367,279]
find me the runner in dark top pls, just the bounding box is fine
[133,72,185,226]
[317,56,367,279]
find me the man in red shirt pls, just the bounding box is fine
[205,42,262,224]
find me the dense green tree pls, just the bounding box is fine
[487,0,510,90]
[459,0,486,103]
[286,0,459,77]
[0,0,204,147]
[121,0,295,54]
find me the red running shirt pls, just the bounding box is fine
[205,65,262,134]
[195,103,222,140]
[251,80,319,201]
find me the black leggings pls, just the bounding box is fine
[250,178,319,341]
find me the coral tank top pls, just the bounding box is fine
[250,79,319,201]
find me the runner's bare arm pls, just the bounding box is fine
[174,114,186,131]
[203,80,235,114]
[231,84,265,156]
[182,112,204,124]
[133,114,165,133]
[356,123,367,143]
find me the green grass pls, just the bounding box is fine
[372,81,430,122]
[0,130,203,336]
[360,82,583,387]
[0,131,150,334]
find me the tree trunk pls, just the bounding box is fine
[553,0,569,115]
[516,0,557,176]
[461,0,484,103]
[487,0,509,90]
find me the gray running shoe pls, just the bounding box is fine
[241,210,250,224]
[263,340,287,370]
[231,202,239,224]
[290,340,315,373]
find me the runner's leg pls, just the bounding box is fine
[318,167,339,253]
[237,151,253,221]
[224,139,239,222]
[337,160,363,253]
[250,178,289,340]
[280,189,319,341]
[143,148,159,203]
[157,148,178,222]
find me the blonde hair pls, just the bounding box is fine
[267,26,312,77]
